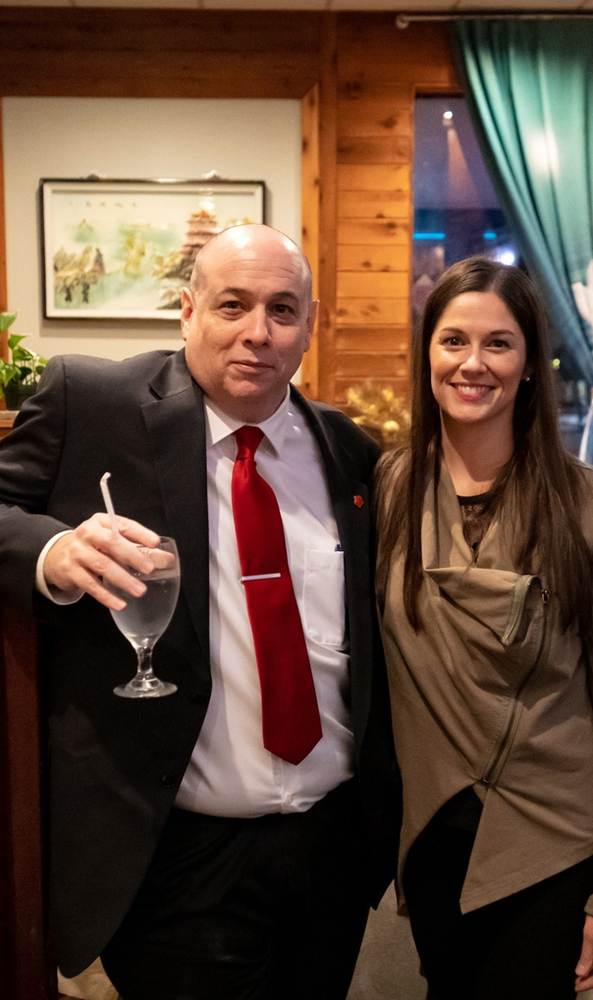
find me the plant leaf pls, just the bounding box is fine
[0,311,18,334]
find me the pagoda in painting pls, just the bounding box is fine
[154,204,221,309]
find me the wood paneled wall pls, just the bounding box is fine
[0,6,457,410]
[332,16,457,406]
[0,14,458,997]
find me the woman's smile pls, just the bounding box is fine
[450,382,494,401]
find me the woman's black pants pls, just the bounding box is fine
[403,813,593,1000]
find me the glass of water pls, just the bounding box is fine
[109,536,180,699]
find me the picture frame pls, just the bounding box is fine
[39,177,267,320]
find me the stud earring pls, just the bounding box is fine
[523,376,531,382]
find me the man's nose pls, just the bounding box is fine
[243,307,271,345]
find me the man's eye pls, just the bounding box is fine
[273,303,295,315]
[221,300,241,310]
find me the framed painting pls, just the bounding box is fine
[40,177,267,320]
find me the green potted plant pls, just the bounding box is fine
[0,311,48,410]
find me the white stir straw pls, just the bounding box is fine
[100,472,119,537]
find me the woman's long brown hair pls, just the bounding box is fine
[376,256,593,638]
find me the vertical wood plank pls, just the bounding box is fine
[316,13,338,405]
[300,83,320,400]
[0,101,8,383]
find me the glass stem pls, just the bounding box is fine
[135,643,156,682]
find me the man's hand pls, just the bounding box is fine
[575,914,593,991]
[43,513,161,610]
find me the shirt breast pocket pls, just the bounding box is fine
[302,549,346,647]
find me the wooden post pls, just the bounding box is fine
[0,101,8,415]
[0,601,56,999]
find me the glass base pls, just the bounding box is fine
[113,677,177,699]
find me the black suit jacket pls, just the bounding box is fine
[0,349,401,977]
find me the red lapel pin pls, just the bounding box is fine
[353,495,364,508]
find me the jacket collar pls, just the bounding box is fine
[142,350,210,661]
[424,456,539,645]
[292,385,376,739]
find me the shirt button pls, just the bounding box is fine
[161,774,175,788]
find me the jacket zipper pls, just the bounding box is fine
[502,574,535,646]
[481,587,550,788]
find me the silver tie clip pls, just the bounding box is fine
[240,573,282,582]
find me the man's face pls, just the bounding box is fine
[181,227,316,423]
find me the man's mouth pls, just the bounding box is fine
[232,359,272,370]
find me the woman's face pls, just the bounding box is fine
[429,290,529,434]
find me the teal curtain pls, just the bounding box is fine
[452,19,593,383]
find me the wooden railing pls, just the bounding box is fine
[0,410,17,438]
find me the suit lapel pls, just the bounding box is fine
[291,388,375,745]
[141,351,210,663]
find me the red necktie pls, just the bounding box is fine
[231,425,322,765]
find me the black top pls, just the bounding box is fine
[458,489,497,552]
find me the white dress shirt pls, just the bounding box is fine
[174,390,354,817]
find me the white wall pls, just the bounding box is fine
[2,97,301,362]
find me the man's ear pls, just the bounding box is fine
[180,287,194,342]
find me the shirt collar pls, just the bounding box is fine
[204,387,291,456]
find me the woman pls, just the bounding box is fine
[376,257,593,1000]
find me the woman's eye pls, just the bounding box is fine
[490,339,510,349]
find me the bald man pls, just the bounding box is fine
[0,226,400,1000]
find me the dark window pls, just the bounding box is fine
[412,95,518,329]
